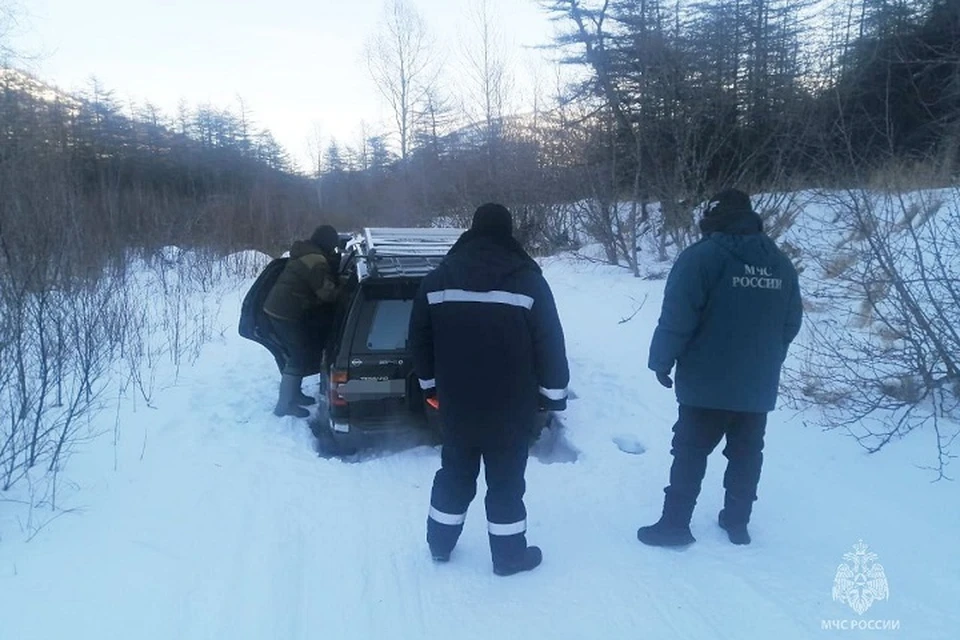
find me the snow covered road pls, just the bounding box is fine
[2,256,958,640]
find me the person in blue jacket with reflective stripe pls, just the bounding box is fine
[638,189,803,547]
[409,203,569,576]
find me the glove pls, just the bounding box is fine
[656,371,673,389]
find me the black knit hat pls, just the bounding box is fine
[310,225,340,253]
[700,189,764,235]
[471,203,513,238]
[706,189,753,217]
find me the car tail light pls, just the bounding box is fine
[329,370,348,407]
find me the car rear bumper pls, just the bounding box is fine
[330,412,430,434]
[328,403,553,444]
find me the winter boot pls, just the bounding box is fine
[430,548,451,563]
[718,510,751,545]
[638,494,697,547]
[637,518,696,547]
[273,374,310,418]
[493,546,542,576]
[718,493,753,545]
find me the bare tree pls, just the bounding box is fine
[305,123,325,207]
[461,0,514,160]
[0,1,23,63]
[366,0,437,160]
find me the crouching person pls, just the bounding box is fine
[263,225,341,418]
[409,203,569,576]
[638,189,803,547]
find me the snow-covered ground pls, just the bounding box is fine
[1,253,958,640]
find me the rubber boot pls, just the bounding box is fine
[293,382,317,407]
[274,374,310,418]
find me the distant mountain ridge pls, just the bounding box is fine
[0,67,81,109]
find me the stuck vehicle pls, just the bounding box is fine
[242,227,553,452]
[320,227,459,449]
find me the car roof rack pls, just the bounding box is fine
[347,227,465,280]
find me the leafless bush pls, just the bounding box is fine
[113,246,262,408]
[625,190,805,276]
[0,231,260,505]
[0,264,121,493]
[788,184,960,479]
[755,191,807,245]
[0,67,312,515]
[512,202,580,256]
[570,197,622,266]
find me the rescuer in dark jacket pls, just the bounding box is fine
[263,225,341,418]
[409,203,569,576]
[638,189,803,547]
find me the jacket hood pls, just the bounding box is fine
[699,206,764,236]
[700,205,776,266]
[289,240,327,260]
[709,232,781,267]
[442,231,540,288]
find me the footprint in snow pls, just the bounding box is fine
[613,435,646,455]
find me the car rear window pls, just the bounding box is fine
[365,299,414,351]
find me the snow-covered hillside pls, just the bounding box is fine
[0,68,81,109]
[1,250,958,640]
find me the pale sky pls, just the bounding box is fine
[11,0,562,171]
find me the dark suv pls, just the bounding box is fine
[242,227,552,453]
[318,228,461,449]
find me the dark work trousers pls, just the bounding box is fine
[268,313,330,376]
[427,439,529,563]
[662,405,767,526]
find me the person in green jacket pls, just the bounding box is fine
[263,225,342,418]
